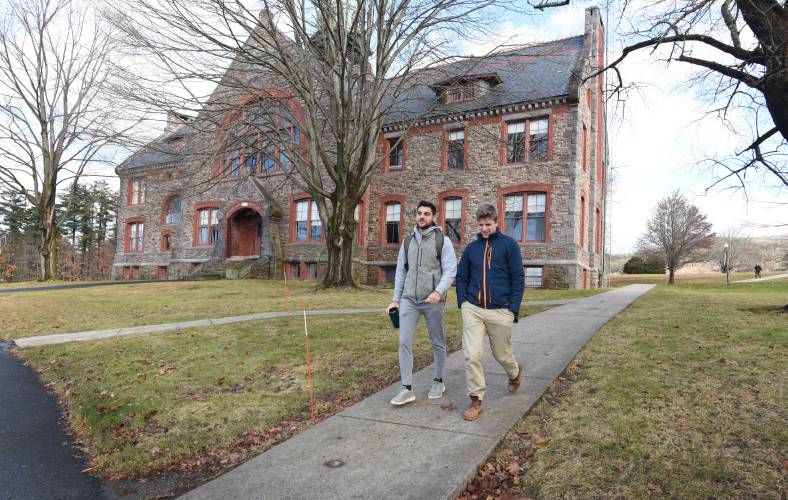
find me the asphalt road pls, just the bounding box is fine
[0,349,111,500]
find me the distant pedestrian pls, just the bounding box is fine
[456,203,524,422]
[386,200,457,406]
[755,264,762,279]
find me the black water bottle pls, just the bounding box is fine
[388,307,400,328]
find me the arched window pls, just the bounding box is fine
[164,196,182,224]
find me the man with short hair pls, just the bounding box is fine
[456,203,525,421]
[386,200,457,405]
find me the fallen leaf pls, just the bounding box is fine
[533,438,551,449]
[440,403,457,411]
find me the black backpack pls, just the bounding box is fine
[403,229,444,272]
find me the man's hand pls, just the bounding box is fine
[425,291,441,304]
[386,301,399,313]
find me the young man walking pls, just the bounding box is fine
[456,203,525,421]
[386,201,457,405]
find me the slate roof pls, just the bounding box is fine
[382,35,585,126]
[124,35,585,169]
[122,124,191,170]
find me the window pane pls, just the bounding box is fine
[446,219,461,242]
[306,262,317,280]
[504,195,523,241]
[444,198,461,219]
[296,201,309,222]
[244,152,257,173]
[388,139,403,168]
[310,202,321,240]
[297,221,307,240]
[526,193,546,241]
[529,118,548,161]
[448,134,464,169]
[200,227,208,245]
[166,197,181,224]
[386,203,400,222]
[525,267,543,288]
[386,221,400,244]
[210,209,219,243]
[230,151,240,176]
[507,122,525,163]
[382,265,396,283]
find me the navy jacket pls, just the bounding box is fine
[456,229,525,315]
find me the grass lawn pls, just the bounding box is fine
[0,279,107,289]
[461,279,787,499]
[17,302,552,480]
[609,270,785,287]
[0,279,602,339]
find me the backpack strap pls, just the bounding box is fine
[404,229,444,272]
[403,235,413,271]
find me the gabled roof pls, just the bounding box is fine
[382,35,585,126]
[121,123,192,171]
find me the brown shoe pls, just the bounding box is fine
[463,396,483,421]
[508,363,522,393]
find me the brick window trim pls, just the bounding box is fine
[288,194,325,244]
[379,194,406,247]
[192,201,223,247]
[382,134,407,174]
[497,183,553,243]
[123,217,145,253]
[499,114,554,166]
[440,127,469,172]
[160,193,182,225]
[437,189,468,244]
[160,230,174,252]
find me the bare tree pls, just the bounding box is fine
[0,0,130,280]
[108,0,521,288]
[537,0,787,188]
[637,190,715,284]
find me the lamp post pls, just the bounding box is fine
[724,242,730,285]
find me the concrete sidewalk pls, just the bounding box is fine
[733,273,788,283]
[180,284,655,500]
[13,300,573,348]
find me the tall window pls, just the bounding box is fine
[526,193,546,241]
[165,197,182,224]
[504,192,547,242]
[507,122,525,164]
[388,138,403,169]
[385,202,401,244]
[127,222,144,252]
[224,100,301,177]
[130,178,145,205]
[581,123,588,172]
[447,130,464,169]
[504,195,523,241]
[525,267,544,288]
[198,208,220,245]
[228,150,241,177]
[294,199,322,241]
[444,198,462,242]
[529,118,548,161]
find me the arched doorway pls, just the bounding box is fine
[227,207,262,258]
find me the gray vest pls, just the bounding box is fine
[403,228,444,303]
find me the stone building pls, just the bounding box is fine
[113,7,608,289]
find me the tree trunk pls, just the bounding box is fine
[320,205,357,288]
[668,267,676,285]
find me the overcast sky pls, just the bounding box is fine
[460,2,787,253]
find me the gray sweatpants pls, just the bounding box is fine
[398,298,447,387]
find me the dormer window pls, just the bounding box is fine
[431,73,501,104]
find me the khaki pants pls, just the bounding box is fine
[461,301,519,400]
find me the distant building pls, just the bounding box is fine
[113,7,607,288]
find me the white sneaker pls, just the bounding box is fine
[428,381,446,399]
[390,387,416,406]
